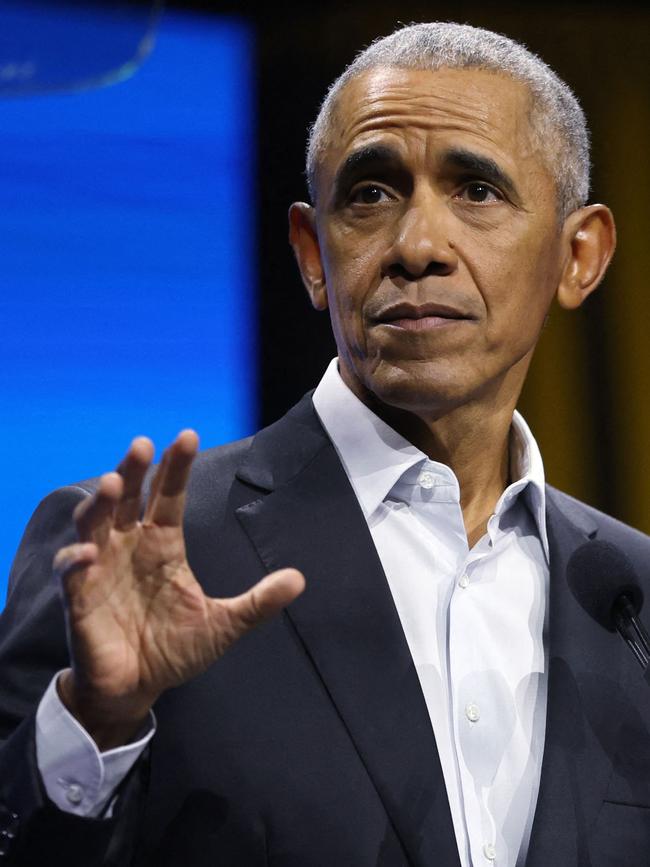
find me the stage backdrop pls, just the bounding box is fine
[0,7,256,603]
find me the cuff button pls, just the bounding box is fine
[66,783,84,806]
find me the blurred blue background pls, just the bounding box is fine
[0,7,256,601]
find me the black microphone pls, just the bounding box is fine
[566,541,650,675]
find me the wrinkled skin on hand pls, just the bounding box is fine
[53,431,305,750]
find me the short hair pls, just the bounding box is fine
[306,22,590,219]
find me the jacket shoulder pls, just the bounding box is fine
[191,434,255,480]
[546,484,650,580]
[182,435,255,524]
[547,485,649,542]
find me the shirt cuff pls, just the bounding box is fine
[35,671,155,818]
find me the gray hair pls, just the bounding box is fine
[306,22,590,219]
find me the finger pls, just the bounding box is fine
[157,430,198,499]
[53,542,99,597]
[114,436,155,531]
[144,430,199,527]
[73,473,123,546]
[216,568,306,641]
[145,445,169,513]
[142,441,175,525]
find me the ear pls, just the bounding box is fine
[288,202,328,311]
[556,204,617,310]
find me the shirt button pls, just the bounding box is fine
[465,702,480,723]
[419,471,434,490]
[458,574,469,589]
[66,784,84,806]
[483,842,497,861]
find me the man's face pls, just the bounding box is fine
[305,66,570,418]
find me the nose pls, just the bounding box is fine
[381,190,458,280]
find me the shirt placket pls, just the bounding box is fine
[448,537,503,866]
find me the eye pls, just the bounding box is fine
[349,184,392,205]
[456,181,503,204]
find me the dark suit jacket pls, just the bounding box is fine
[1,394,650,866]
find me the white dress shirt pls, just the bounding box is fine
[312,360,549,867]
[35,676,154,816]
[36,359,549,867]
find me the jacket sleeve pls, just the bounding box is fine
[0,486,147,866]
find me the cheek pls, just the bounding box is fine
[477,228,562,339]
[322,221,384,286]
[321,226,386,344]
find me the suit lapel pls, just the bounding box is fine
[235,396,460,867]
[234,398,626,865]
[527,488,623,866]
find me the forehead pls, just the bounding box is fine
[321,66,544,189]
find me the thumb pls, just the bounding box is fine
[215,568,306,638]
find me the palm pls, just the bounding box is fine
[71,523,210,696]
[55,432,304,745]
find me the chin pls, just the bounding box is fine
[361,359,473,418]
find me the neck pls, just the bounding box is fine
[344,373,523,548]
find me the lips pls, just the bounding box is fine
[372,301,472,330]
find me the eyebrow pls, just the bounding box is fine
[332,144,402,202]
[442,147,518,201]
[330,143,520,204]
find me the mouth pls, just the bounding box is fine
[372,302,473,332]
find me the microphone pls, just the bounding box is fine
[567,541,650,674]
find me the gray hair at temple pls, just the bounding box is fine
[306,22,590,220]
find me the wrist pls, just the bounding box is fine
[57,670,156,751]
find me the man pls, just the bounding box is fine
[1,20,648,867]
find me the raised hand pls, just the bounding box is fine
[53,431,305,750]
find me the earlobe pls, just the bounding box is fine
[556,204,617,310]
[288,202,328,311]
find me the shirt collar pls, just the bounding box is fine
[312,359,426,518]
[312,358,548,560]
[501,412,549,559]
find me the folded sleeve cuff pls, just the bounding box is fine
[35,672,155,818]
